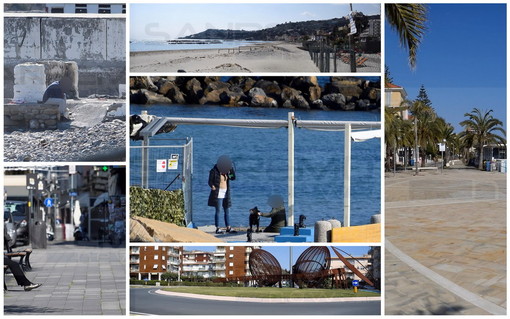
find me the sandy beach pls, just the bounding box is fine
[385,166,506,315]
[130,42,320,73]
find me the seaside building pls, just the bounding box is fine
[221,246,258,278]
[129,246,175,281]
[130,246,262,280]
[385,82,409,120]
[182,250,215,279]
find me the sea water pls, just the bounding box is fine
[130,40,270,52]
[130,104,381,228]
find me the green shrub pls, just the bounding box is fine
[130,186,185,226]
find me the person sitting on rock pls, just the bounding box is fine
[258,195,287,233]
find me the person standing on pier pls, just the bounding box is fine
[208,155,236,234]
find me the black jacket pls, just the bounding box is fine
[260,207,287,233]
[207,165,236,208]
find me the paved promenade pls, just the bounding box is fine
[385,167,506,315]
[4,241,126,315]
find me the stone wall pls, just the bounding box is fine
[4,15,125,98]
[5,103,60,131]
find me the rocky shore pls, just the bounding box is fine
[130,76,380,111]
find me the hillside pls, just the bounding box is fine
[181,14,379,41]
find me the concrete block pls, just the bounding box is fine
[13,63,46,103]
[314,221,332,242]
[274,235,313,243]
[279,226,314,236]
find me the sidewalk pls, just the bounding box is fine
[4,241,126,315]
[198,225,278,242]
[385,168,506,315]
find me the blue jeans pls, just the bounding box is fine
[215,199,230,228]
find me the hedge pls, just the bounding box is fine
[130,186,185,226]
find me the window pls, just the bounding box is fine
[155,246,159,250]
[229,270,234,275]
[144,265,146,270]
[230,247,234,251]
[50,7,64,13]
[75,6,87,13]
[229,262,234,267]
[229,254,234,258]
[162,256,166,261]
[154,255,159,260]
[98,4,111,14]
[144,256,146,260]
[153,264,158,270]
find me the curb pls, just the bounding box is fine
[154,289,381,303]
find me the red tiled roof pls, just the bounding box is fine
[385,83,402,88]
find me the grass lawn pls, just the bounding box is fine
[161,286,380,298]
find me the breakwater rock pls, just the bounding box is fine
[130,76,380,111]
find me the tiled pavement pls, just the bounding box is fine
[4,241,126,315]
[385,168,506,315]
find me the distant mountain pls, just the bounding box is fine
[180,14,380,41]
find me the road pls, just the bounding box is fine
[130,288,381,315]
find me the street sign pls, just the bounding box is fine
[26,173,37,190]
[438,143,446,152]
[352,280,359,287]
[44,198,54,208]
[348,13,357,35]
[69,165,77,175]
[69,192,78,197]
[37,180,47,193]
[168,154,179,170]
[157,159,167,172]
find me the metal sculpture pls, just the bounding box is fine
[293,246,331,288]
[248,249,282,287]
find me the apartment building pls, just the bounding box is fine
[385,82,409,120]
[222,246,257,278]
[130,246,260,280]
[182,250,214,278]
[130,246,178,280]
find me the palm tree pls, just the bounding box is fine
[410,100,437,167]
[385,105,413,172]
[435,118,455,165]
[459,108,506,170]
[385,4,428,69]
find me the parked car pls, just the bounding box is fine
[5,201,29,246]
[4,210,17,248]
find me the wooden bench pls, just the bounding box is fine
[5,249,32,271]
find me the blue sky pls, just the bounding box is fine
[385,4,507,133]
[130,3,380,41]
[183,246,372,271]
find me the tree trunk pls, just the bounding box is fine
[478,145,484,170]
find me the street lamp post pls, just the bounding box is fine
[441,139,446,174]
[414,117,419,176]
